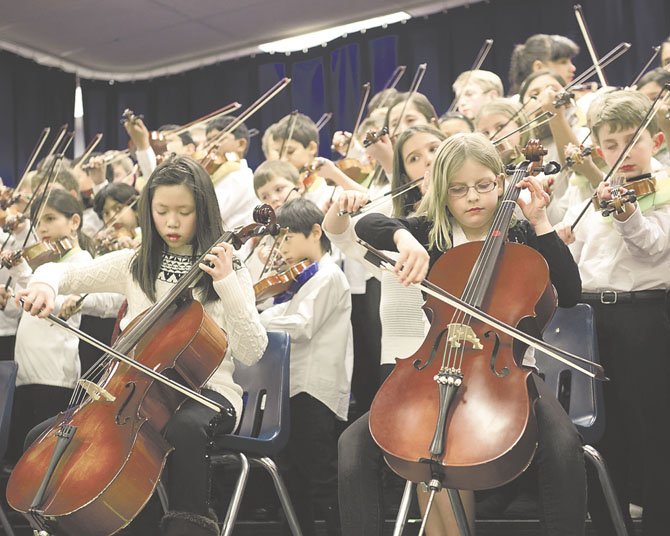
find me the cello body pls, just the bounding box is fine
[369,241,557,490]
[7,296,228,535]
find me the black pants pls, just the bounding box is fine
[78,316,116,375]
[584,297,670,536]
[279,392,340,536]
[8,384,73,463]
[338,373,586,536]
[22,388,236,532]
[350,278,382,416]
[0,335,15,361]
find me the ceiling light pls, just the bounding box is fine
[258,11,411,54]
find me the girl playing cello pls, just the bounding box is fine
[15,156,268,536]
[354,133,586,535]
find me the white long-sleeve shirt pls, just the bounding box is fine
[325,222,428,367]
[213,159,261,231]
[259,253,353,420]
[13,249,92,388]
[570,202,670,292]
[30,248,268,425]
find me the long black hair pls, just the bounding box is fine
[130,156,224,304]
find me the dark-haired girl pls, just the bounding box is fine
[17,156,268,536]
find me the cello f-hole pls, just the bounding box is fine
[115,382,136,425]
[485,331,508,378]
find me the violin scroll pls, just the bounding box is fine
[363,126,389,148]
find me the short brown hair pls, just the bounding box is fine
[588,90,658,144]
[253,160,300,193]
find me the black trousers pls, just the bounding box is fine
[8,384,73,463]
[22,388,236,532]
[338,373,586,536]
[350,278,382,416]
[584,297,670,536]
[0,335,15,361]
[279,392,340,536]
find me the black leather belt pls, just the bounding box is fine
[581,290,667,305]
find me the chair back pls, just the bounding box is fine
[223,332,290,456]
[535,304,605,445]
[0,361,18,459]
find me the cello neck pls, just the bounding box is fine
[462,140,547,309]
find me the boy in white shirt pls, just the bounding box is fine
[204,116,260,231]
[565,89,670,536]
[260,198,352,536]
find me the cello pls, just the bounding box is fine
[6,205,280,536]
[366,140,604,500]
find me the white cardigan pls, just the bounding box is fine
[30,249,268,425]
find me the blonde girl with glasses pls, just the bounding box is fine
[355,132,588,536]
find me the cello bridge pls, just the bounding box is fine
[446,323,483,350]
[78,379,116,402]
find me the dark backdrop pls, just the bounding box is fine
[1,0,669,185]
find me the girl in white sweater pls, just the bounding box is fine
[16,156,268,536]
[4,189,95,462]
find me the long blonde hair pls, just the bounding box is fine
[417,132,504,252]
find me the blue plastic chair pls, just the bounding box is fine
[0,361,18,536]
[535,304,627,536]
[211,331,301,536]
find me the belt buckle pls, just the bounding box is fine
[600,291,618,304]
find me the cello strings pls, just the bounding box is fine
[450,164,527,371]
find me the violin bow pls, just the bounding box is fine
[357,240,607,380]
[315,112,333,131]
[374,65,407,112]
[447,39,494,113]
[629,46,662,88]
[73,133,104,169]
[491,112,555,147]
[23,298,225,412]
[344,82,372,160]
[574,5,607,88]
[13,127,51,194]
[571,83,670,230]
[488,98,535,142]
[201,78,291,166]
[367,64,427,186]
[337,176,424,217]
[167,102,242,138]
[17,133,74,252]
[279,110,300,161]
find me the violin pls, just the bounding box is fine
[366,141,593,492]
[122,109,169,158]
[597,173,656,216]
[253,260,311,302]
[1,238,75,271]
[299,160,329,191]
[6,205,280,536]
[94,227,139,255]
[362,126,389,148]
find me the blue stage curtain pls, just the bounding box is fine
[1,0,669,183]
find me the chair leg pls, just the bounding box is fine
[392,480,414,536]
[255,457,303,536]
[220,453,250,536]
[0,504,15,536]
[583,445,630,536]
[156,479,169,514]
[446,488,472,536]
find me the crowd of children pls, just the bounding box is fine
[1,27,669,536]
